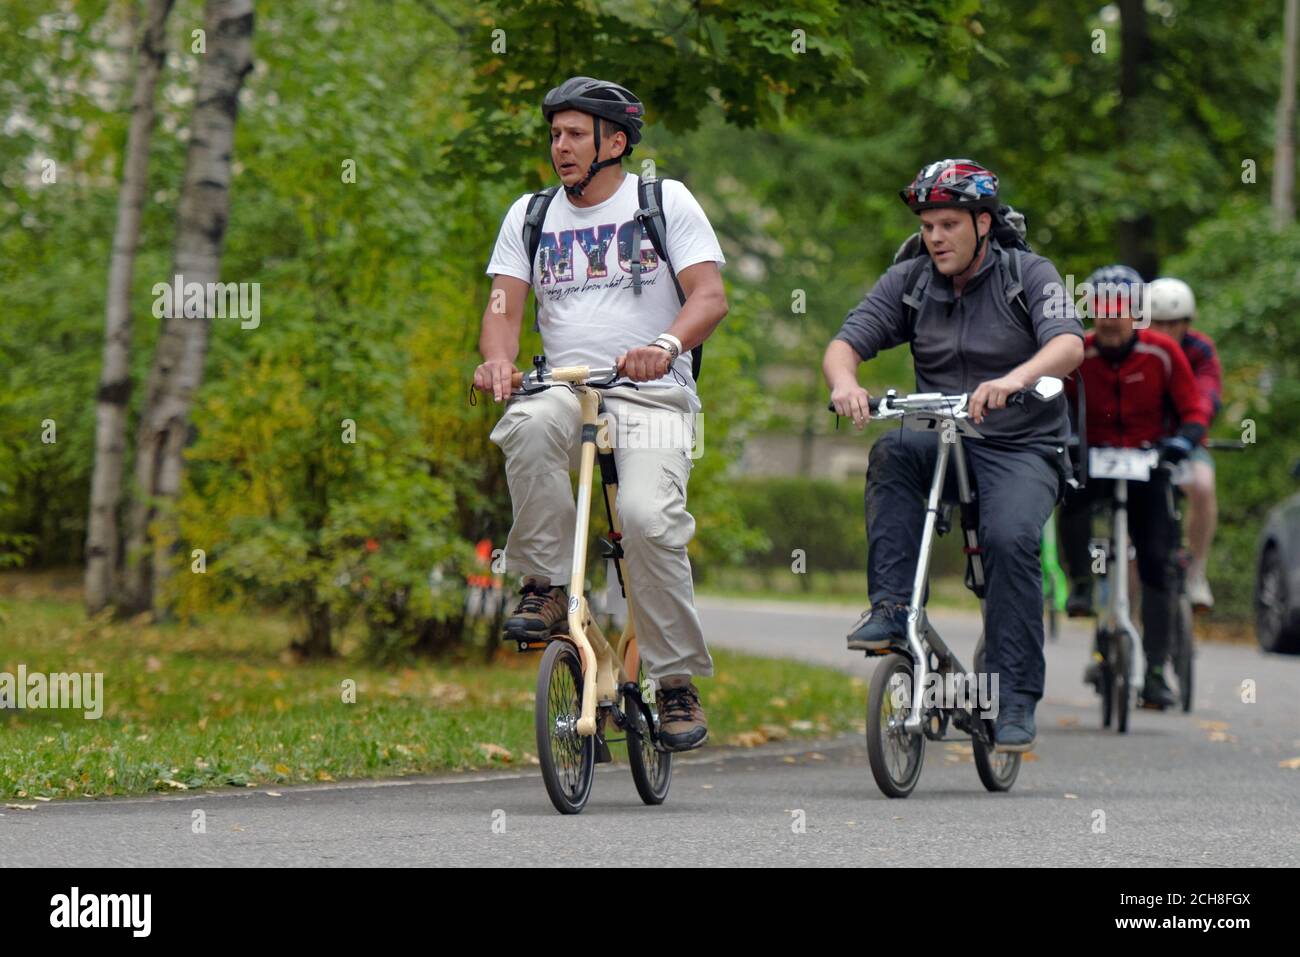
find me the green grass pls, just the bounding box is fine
[0,592,864,801]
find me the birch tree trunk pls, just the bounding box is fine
[85,0,175,615]
[121,0,254,616]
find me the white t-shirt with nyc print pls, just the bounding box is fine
[486,173,725,406]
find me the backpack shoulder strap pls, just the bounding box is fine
[900,255,932,331]
[998,245,1033,331]
[634,175,686,304]
[635,175,702,381]
[521,186,560,332]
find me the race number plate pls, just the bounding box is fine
[1088,446,1158,481]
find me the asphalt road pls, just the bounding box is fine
[2,595,1297,866]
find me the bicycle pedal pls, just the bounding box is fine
[594,734,612,764]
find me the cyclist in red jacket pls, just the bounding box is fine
[1061,265,1212,710]
[1147,277,1222,611]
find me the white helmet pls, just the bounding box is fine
[1147,277,1197,322]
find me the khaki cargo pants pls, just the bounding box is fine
[489,383,712,681]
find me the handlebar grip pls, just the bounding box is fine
[827,396,883,414]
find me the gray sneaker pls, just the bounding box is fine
[994,702,1037,752]
[846,602,909,651]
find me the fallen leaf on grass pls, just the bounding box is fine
[477,743,513,762]
[159,779,188,790]
[732,730,768,748]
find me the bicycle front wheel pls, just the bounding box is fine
[866,654,925,798]
[1113,629,1132,734]
[535,640,595,814]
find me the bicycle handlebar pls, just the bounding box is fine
[827,388,1045,419]
[1204,439,1247,452]
[507,364,620,389]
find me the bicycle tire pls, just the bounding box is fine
[865,654,925,798]
[535,640,595,814]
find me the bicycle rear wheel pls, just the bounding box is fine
[535,640,595,814]
[866,654,925,798]
[1098,628,1114,729]
[973,729,1021,791]
[1172,594,1195,712]
[625,668,671,805]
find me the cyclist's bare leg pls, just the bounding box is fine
[1184,459,1217,606]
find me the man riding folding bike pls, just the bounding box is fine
[823,158,1084,752]
[472,77,728,752]
[1147,277,1223,612]
[1060,265,1212,711]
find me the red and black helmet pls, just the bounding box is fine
[900,159,1000,213]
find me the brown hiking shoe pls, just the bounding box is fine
[502,577,567,640]
[655,675,708,752]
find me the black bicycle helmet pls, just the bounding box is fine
[542,77,644,196]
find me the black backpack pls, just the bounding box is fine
[893,204,1033,333]
[520,174,702,382]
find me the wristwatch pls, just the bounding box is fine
[651,333,682,362]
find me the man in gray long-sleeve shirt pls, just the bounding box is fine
[823,158,1084,752]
